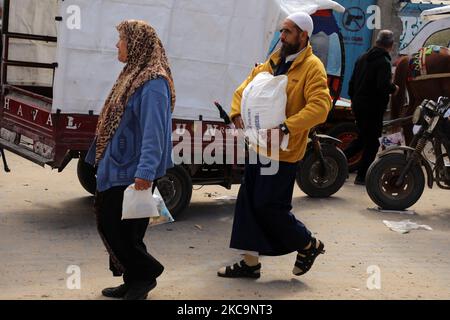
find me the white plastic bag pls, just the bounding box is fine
[149,188,175,227]
[383,220,433,234]
[122,184,159,220]
[241,72,290,151]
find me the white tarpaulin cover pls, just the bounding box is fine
[7,0,58,86]
[10,0,344,120]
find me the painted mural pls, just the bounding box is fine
[399,1,450,56]
[333,0,377,99]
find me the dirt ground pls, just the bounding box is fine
[0,151,449,300]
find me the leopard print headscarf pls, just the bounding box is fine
[95,20,176,164]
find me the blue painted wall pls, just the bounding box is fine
[334,0,377,99]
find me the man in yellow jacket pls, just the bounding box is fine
[218,12,332,279]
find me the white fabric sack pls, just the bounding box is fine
[122,184,160,220]
[241,72,290,151]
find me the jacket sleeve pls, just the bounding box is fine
[284,62,332,135]
[377,60,397,96]
[134,85,169,182]
[230,63,267,121]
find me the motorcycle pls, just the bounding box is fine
[214,102,349,198]
[366,96,450,210]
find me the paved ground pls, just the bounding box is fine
[0,151,449,300]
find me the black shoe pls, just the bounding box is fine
[217,260,261,279]
[123,280,157,300]
[102,284,129,298]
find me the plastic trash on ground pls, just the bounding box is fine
[383,220,433,234]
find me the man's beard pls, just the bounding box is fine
[280,42,301,60]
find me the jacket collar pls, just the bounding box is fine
[269,44,313,73]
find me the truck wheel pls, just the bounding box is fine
[296,144,348,198]
[77,158,97,195]
[327,122,361,173]
[155,166,192,218]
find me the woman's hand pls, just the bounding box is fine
[135,178,152,191]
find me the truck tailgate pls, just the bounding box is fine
[1,86,55,166]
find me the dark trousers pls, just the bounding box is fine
[230,157,312,256]
[95,186,164,284]
[345,106,384,180]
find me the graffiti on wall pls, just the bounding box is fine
[399,2,450,55]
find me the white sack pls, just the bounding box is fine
[241,72,289,151]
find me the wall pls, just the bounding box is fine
[334,0,377,99]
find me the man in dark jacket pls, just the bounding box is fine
[345,30,399,185]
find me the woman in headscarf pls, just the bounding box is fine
[85,20,175,300]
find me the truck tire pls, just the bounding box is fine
[296,144,348,198]
[327,122,361,172]
[155,166,192,218]
[77,158,97,195]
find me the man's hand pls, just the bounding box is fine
[266,128,285,151]
[135,178,152,191]
[232,115,245,130]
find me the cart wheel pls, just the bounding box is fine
[327,122,361,173]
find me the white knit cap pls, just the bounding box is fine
[286,12,314,38]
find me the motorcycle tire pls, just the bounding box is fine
[366,153,425,211]
[297,144,348,198]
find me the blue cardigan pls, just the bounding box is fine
[85,78,173,192]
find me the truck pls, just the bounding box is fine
[0,0,351,216]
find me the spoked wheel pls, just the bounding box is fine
[366,153,425,210]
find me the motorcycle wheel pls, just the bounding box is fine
[296,144,348,198]
[366,153,425,210]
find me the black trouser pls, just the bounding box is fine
[345,105,384,180]
[230,157,312,256]
[95,186,164,284]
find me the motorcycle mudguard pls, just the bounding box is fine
[377,146,434,189]
[315,134,342,145]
